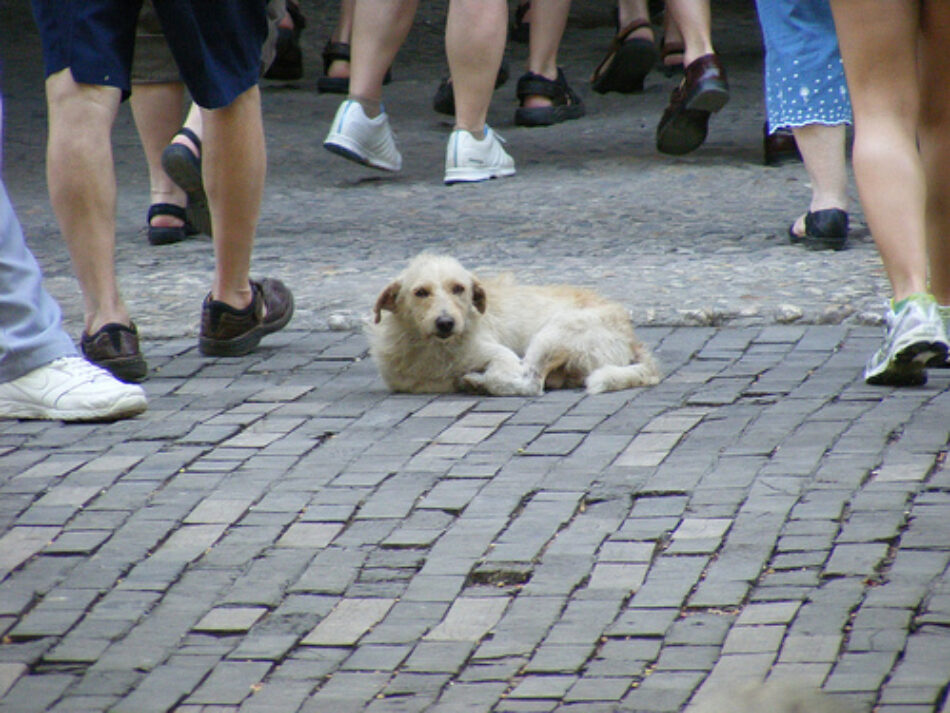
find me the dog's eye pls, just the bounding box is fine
[414,287,430,298]
[451,284,466,295]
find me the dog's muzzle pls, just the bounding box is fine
[434,314,456,338]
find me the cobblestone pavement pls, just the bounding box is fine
[2,2,949,713]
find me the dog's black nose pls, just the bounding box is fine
[435,315,455,337]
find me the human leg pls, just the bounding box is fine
[513,0,585,126]
[656,0,728,155]
[44,70,131,337]
[830,0,926,300]
[129,82,190,243]
[919,0,950,308]
[831,0,948,383]
[786,124,849,250]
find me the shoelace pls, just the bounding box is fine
[48,357,111,384]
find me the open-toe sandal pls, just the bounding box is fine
[318,41,392,95]
[515,68,585,127]
[591,19,658,94]
[160,127,211,237]
[147,203,191,246]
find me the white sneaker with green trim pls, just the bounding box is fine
[864,294,949,386]
[324,99,402,172]
[0,357,147,421]
[444,126,515,185]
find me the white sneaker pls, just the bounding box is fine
[864,294,950,386]
[323,99,402,172]
[444,126,516,185]
[936,304,950,368]
[0,357,147,422]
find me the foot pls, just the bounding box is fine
[80,322,148,383]
[864,294,949,386]
[0,356,147,422]
[161,127,211,236]
[515,68,586,127]
[656,53,729,155]
[444,126,515,185]
[788,208,848,251]
[147,202,191,246]
[324,99,402,172]
[199,278,294,357]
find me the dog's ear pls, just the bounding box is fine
[472,279,487,314]
[374,281,400,323]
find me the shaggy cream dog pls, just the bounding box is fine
[367,253,660,395]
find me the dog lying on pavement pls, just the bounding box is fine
[367,253,660,395]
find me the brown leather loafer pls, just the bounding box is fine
[656,53,729,156]
[80,322,148,383]
[764,124,801,166]
[199,278,294,357]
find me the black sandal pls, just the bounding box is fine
[160,127,210,236]
[263,0,306,80]
[591,19,658,94]
[317,41,393,95]
[788,208,848,251]
[660,39,685,76]
[147,203,192,246]
[515,68,585,127]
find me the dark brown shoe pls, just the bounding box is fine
[764,124,801,166]
[80,322,148,383]
[656,53,729,156]
[199,278,294,357]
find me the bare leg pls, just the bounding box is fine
[44,70,129,335]
[830,0,927,301]
[446,0,507,131]
[349,0,418,110]
[200,86,266,309]
[327,0,356,80]
[516,0,572,111]
[664,0,714,66]
[919,0,950,304]
[130,82,187,228]
[788,123,849,235]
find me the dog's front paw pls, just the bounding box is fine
[461,372,489,393]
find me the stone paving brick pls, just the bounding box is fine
[302,598,396,646]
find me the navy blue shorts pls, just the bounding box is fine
[31,0,268,108]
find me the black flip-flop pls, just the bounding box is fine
[591,19,658,94]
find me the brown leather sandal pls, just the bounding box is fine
[591,19,659,94]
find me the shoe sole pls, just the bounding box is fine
[324,134,401,172]
[0,393,147,422]
[592,39,659,95]
[162,145,212,236]
[865,339,948,386]
[788,226,847,252]
[444,166,516,185]
[514,103,586,127]
[199,293,295,357]
[656,83,729,156]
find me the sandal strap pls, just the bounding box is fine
[322,40,350,74]
[147,202,187,223]
[285,0,306,30]
[173,126,201,154]
[661,40,685,60]
[516,68,578,106]
[591,19,654,82]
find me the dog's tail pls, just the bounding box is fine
[585,353,661,394]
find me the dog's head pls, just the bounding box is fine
[373,254,486,339]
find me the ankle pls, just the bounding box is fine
[349,94,382,118]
